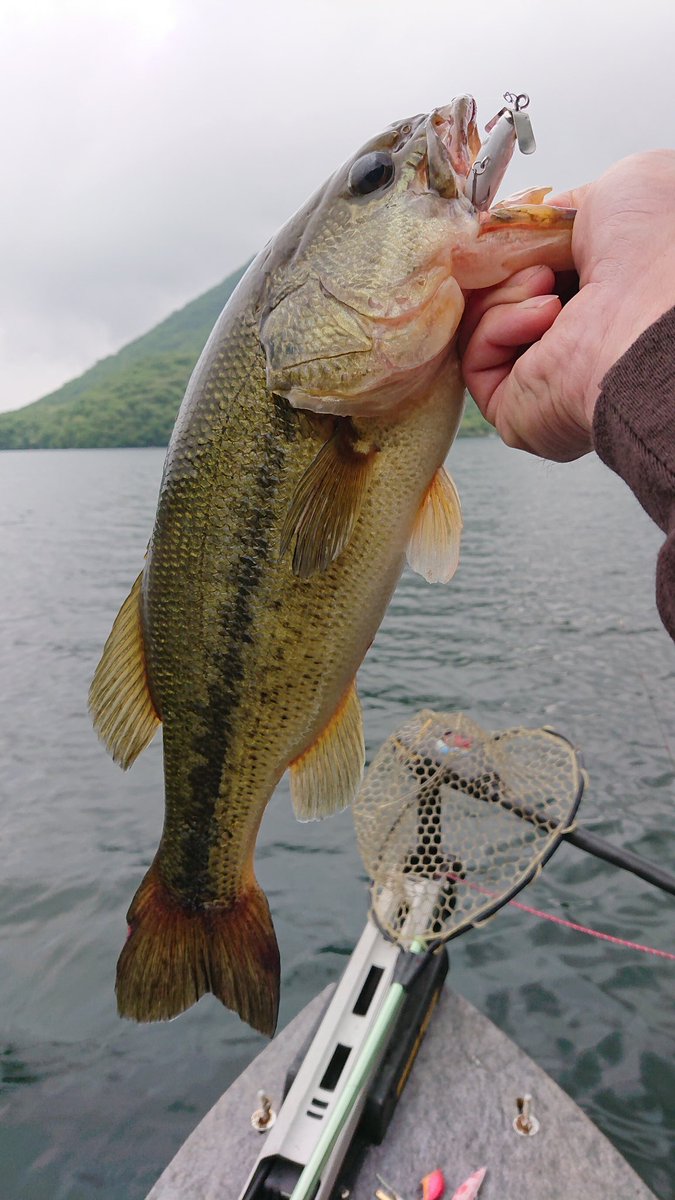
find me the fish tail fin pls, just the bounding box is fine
[115,861,280,1036]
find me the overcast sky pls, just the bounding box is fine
[1,0,673,413]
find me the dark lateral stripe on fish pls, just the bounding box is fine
[171,396,297,901]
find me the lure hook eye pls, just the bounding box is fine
[503,91,530,111]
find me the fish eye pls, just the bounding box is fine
[348,151,396,196]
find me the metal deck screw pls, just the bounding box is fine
[250,1089,276,1132]
[375,1176,405,1200]
[513,1093,540,1136]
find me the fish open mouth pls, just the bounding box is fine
[426,94,481,198]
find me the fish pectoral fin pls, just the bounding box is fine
[407,466,463,584]
[89,571,161,769]
[480,201,576,233]
[280,422,376,578]
[499,186,553,207]
[290,680,365,821]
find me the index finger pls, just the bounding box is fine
[457,265,555,357]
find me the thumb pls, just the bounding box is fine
[547,181,591,210]
[489,330,593,462]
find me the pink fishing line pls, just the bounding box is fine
[509,899,675,961]
[444,871,674,961]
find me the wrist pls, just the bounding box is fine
[582,268,675,425]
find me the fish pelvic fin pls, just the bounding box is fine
[89,571,161,769]
[280,421,377,579]
[290,680,365,821]
[116,861,280,1036]
[407,466,463,584]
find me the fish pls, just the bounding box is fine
[90,95,574,1035]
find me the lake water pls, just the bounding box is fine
[0,442,673,1200]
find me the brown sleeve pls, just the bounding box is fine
[592,306,675,640]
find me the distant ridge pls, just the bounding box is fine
[0,266,249,450]
[0,263,489,449]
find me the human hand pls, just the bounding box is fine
[458,150,675,460]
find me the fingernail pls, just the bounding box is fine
[521,294,558,309]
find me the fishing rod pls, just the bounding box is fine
[559,826,675,897]
[468,797,675,898]
[478,730,675,898]
[381,718,675,910]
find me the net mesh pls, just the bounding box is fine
[353,710,584,949]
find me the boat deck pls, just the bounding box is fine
[147,985,656,1199]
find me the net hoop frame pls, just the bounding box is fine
[356,715,587,951]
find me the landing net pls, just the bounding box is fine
[353,710,584,949]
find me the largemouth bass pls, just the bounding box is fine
[90,96,573,1035]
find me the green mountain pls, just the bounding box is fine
[0,265,489,449]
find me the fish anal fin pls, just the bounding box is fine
[89,571,161,769]
[407,466,463,584]
[116,861,280,1036]
[280,422,376,579]
[290,681,364,821]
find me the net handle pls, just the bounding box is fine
[289,939,426,1200]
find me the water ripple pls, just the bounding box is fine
[0,444,672,1199]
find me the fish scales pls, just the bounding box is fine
[150,289,460,902]
[90,96,575,1033]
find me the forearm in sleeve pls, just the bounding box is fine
[592,307,675,640]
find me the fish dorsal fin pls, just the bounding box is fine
[89,571,161,769]
[280,423,376,578]
[407,466,463,583]
[289,681,364,820]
